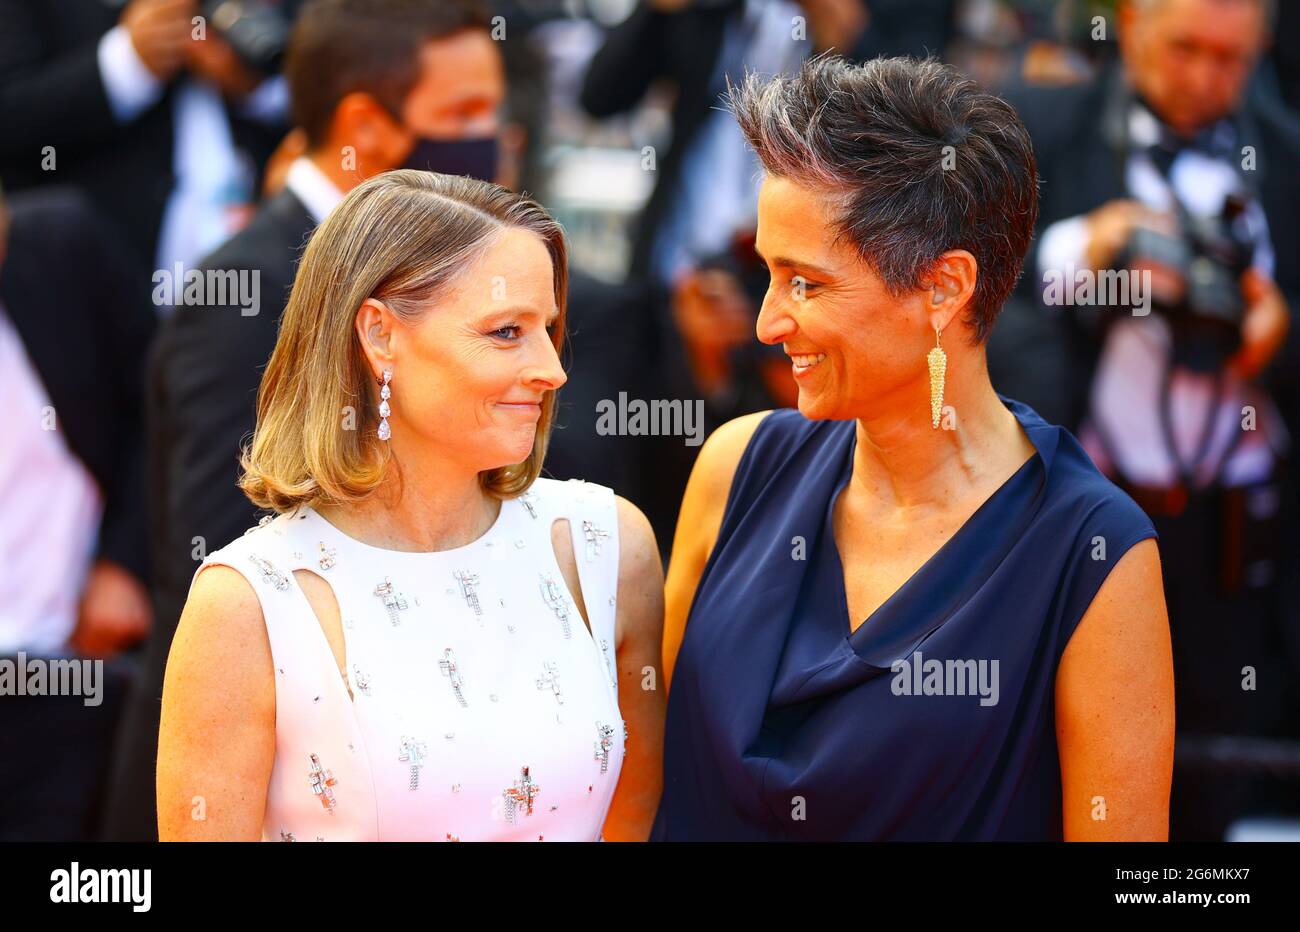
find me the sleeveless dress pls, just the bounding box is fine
[651,397,1159,841]
[192,477,626,841]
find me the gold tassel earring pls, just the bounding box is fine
[927,327,947,429]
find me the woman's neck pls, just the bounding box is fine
[847,356,1033,512]
[317,445,499,553]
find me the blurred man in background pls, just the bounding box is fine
[1002,0,1300,839]
[580,0,956,287]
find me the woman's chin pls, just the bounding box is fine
[795,389,837,421]
[482,428,537,469]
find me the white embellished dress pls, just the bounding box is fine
[191,477,626,841]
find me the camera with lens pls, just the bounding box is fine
[202,0,298,77]
[1116,191,1259,372]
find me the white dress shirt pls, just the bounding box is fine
[284,156,345,224]
[0,308,103,654]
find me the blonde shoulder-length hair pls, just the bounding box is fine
[239,169,568,513]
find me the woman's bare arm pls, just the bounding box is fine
[157,564,276,841]
[601,495,665,841]
[1056,538,1175,841]
[662,410,772,688]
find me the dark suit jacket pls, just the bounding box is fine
[993,65,1300,436]
[0,186,155,584]
[101,187,313,840]
[0,0,283,273]
[579,0,955,282]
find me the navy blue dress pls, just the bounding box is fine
[651,397,1157,841]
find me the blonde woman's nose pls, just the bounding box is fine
[524,341,567,391]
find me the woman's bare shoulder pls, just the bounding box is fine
[185,562,262,621]
[675,409,776,560]
[692,410,776,501]
[171,562,275,692]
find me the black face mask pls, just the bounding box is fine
[401,134,499,183]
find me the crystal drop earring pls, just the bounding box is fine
[377,368,393,441]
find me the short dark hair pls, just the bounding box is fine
[285,0,493,148]
[727,54,1039,343]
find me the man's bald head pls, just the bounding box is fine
[1119,0,1271,135]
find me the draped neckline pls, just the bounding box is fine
[820,397,1060,669]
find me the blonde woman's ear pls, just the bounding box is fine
[355,298,396,375]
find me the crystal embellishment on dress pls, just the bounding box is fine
[439,648,467,707]
[318,542,336,571]
[503,766,540,825]
[595,722,615,773]
[398,736,427,790]
[519,490,539,519]
[373,577,409,626]
[454,570,482,617]
[539,574,572,639]
[536,660,563,705]
[248,554,289,591]
[582,520,609,562]
[308,753,337,813]
[352,665,371,697]
[600,638,616,688]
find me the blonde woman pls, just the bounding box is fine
[157,170,665,841]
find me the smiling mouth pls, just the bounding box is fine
[788,353,827,373]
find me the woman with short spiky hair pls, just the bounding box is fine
[654,55,1174,841]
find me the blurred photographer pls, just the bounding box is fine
[581,0,956,288]
[0,0,296,280]
[1005,0,1300,840]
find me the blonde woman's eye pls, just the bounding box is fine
[490,325,522,340]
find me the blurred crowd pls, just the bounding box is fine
[0,0,1297,842]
